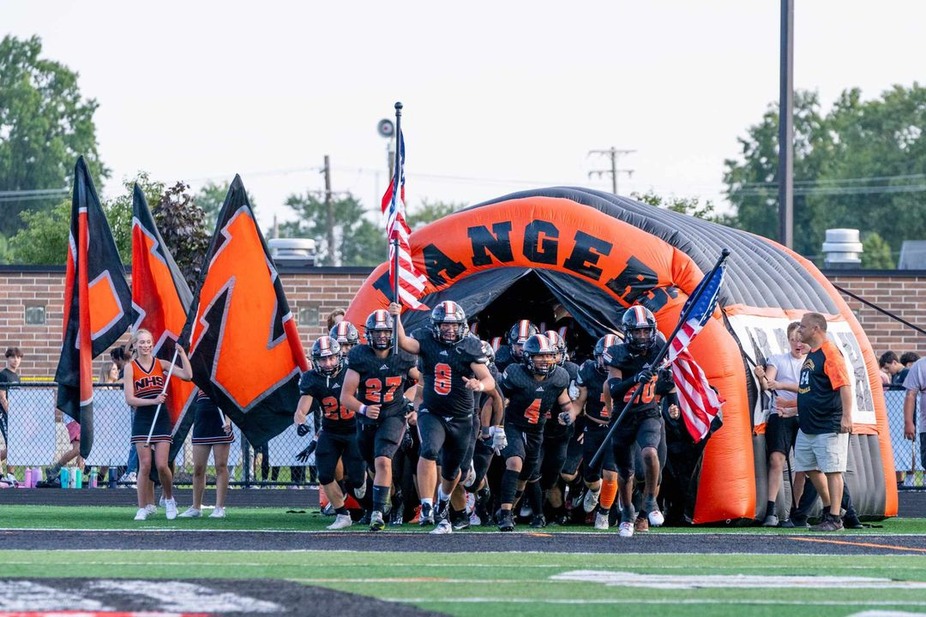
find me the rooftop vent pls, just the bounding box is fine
[822,228,862,269]
[268,238,316,267]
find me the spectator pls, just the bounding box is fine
[794,313,853,532]
[753,322,807,526]
[178,393,233,519]
[109,346,139,487]
[879,351,903,388]
[47,416,83,483]
[0,347,23,482]
[903,356,926,489]
[896,352,920,386]
[326,308,346,331]
[99,361,120,384]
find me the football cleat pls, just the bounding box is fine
[327,513,353,530]
[618,521,634,538]
[369,510,386,531]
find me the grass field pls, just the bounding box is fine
[3,507,926,617]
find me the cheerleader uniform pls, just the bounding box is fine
[192,391,235,445]
[130,358,172,444]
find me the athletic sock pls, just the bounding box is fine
[372,485,390,513]
[766,500,776,516]
[501,469,520,505]
[335,506,349,516]
[600,478,618,510]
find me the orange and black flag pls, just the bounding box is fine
[180,175,308,447]
[131,185,197,441]
[55,157,135,457]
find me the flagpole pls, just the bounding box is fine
[145,346,179,445]
[588,249,730,469]
[391,101,403,354]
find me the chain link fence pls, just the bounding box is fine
[0,383,319,489]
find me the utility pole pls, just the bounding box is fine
[778,0,794,248]
[588,147,636,195]
[323,155,336,266]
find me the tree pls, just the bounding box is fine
[194,180,256,231]
[723,84,926,263]
[406,198,467,230]
[0,35,106,238]
[861,231,895,270]
[152,182,210,289]
[631,190,719,220]
[279,192,383,266]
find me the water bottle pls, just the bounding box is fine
[90,471,98,488]
[108,467,117,489]
[24,468,32,488]
[59,467,69,489]
[33,467,43,487]
[73,468,83,489]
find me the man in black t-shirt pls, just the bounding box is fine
[391,301,495,534]
[0,347,23,476]
[341,310,419,531]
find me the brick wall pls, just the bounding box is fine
[1,265,923,377]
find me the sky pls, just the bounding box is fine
[6,1,926,233]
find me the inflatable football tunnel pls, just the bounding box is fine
[345,187,897,524]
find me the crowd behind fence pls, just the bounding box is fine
[1,383,319,489]
[0,382,922,490]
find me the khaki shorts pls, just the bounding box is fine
[794,430,848,473]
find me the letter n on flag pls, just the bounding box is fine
[131,184,197,444]
[381,129,428,310]
[55,157,135,457]
[181,175,308,447]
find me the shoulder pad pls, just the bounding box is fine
[549,366,570,389]
[458,335,487,363]
[411,327,431,343]
[605,343,632,368]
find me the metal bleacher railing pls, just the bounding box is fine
[0,383,318,489]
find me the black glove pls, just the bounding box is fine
[401,425,415,452]
[296,423,310,437]
[295,440,317,463]
[635,368,655,384]
[558,411,574,426]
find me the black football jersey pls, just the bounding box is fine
[605,343,661,418]
[299,368,354,434]
[577,359,610,423]
[500,364,570,432]
[494,345,516,372]
[347,344,417,420]
[413,328,487,418]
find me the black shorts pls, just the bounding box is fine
[766,414,799,456]
[501,423,544,482]
[561,425,584,477]
[357,415,407,464]
[537,425,573,487]
[131,404,172,444]
[192,397,234,446]
[316,430,365,487]
[582,424,617,481]
[417,411,474,482]
[611,413,662,478]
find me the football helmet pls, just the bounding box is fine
[431,301,468,344]
[365,309,394,350]
[544,330,568,365]
[311,336,343,376]
[480,339,496,367]
[622,305,657,353]
[594,333,621,372]
[522,334,557,376]
[330,321,360,350]
[508,319,538,360]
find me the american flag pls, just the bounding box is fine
[666,262,726,442]
[381,129,428,310]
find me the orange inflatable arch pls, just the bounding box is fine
[346,187,896,523]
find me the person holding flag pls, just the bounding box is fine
[124,329,192,521]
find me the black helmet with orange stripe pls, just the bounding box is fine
[365,309,394,350]
[330,321,360,350]
[594,333,621,372]
[311,336,343,376]
[522,333,557,376]
[430,300,468,344]
[507,319,538,360]
[621,305,657,353]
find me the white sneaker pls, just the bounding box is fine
[583,488,601,513]
[178,507,201,518]
[209,507,226,519]
[165,498,178,520]
[618,521,634,538]
[327,513,353,530]
[594,512,609,530]
[145,504,157,514]
[134,508,149,521]
[430,519,453,535]
[159,495,166,507]
[648,509,665,527]
[353,482,367,500]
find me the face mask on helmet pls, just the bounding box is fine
[507,320,538,346]
[431,301,468,344]
[544,331,567,365]
[522,334,557,376]
[312,336,343,376]
[330,322,359,346]
[594,334,620,372]
[365,310,394,350]
[622,306,657,353]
